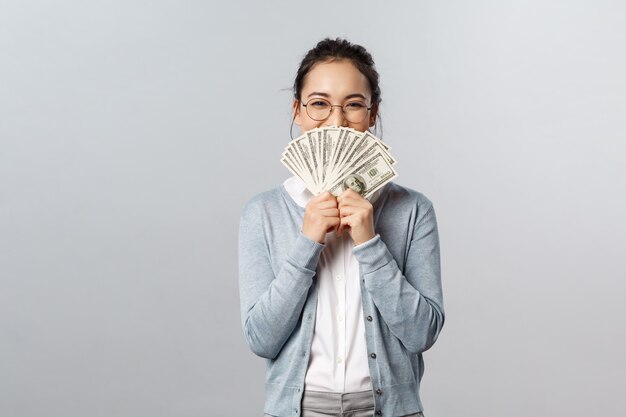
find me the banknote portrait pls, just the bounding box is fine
[343,174,366,195]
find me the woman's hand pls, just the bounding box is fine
[337,189,375,245]
[302,191,341,244]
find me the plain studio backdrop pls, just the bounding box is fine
[1,1,625,416]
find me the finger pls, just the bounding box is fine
[325,217,341,232]
[337,221,347,236]
[338,205,356,217]
[337,200,355,211]
[337,188,363,200]
[314,191,337,202]
[337,203,373,216]
[314,199,339,210]
[337,192,367,207]
[339,215,353,231]
[336,190,350,203]
[338,198,372,213]
[319,208,340,218]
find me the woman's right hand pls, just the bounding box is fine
[302,191,340,244]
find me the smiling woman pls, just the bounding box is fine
[238,38,444,417]
[290,39,381,138]
[293,59,377,133]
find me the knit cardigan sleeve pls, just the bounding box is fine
[238,197,324,359]
[353,202,445,354]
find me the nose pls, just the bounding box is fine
[325,106,348,127]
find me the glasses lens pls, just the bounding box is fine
[305,99,331,121]
[343,101,369,123]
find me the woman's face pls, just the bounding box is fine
[293,60,377,133]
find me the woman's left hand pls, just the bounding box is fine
[336,188,375,245]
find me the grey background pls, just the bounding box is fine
[1,1,625,416]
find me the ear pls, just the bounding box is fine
[368,103,379,128]
[292,99,302,126]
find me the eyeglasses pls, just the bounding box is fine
[302,98,372,123]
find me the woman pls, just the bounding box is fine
[239,38,444,417]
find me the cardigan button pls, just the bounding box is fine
[367,315,373,322]
[376,388,382,395]
[370,353,377,359]
[375,411,382,415]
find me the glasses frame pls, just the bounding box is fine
[301,97,373,123]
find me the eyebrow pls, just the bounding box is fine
[306,92,368,100]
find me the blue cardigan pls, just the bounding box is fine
[238,182,444,417]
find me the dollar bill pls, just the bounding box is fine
[281,126,397,199]
[327,150,397,198]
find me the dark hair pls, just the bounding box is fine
[293,38,382,105]
[291,38,383,137]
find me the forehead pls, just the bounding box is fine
[301,60,371,98]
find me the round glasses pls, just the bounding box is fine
[302,98,372,123]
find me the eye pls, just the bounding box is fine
[309,100,330,108]
[345,101,367,109]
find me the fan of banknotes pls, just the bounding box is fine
[281,126,397,199]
